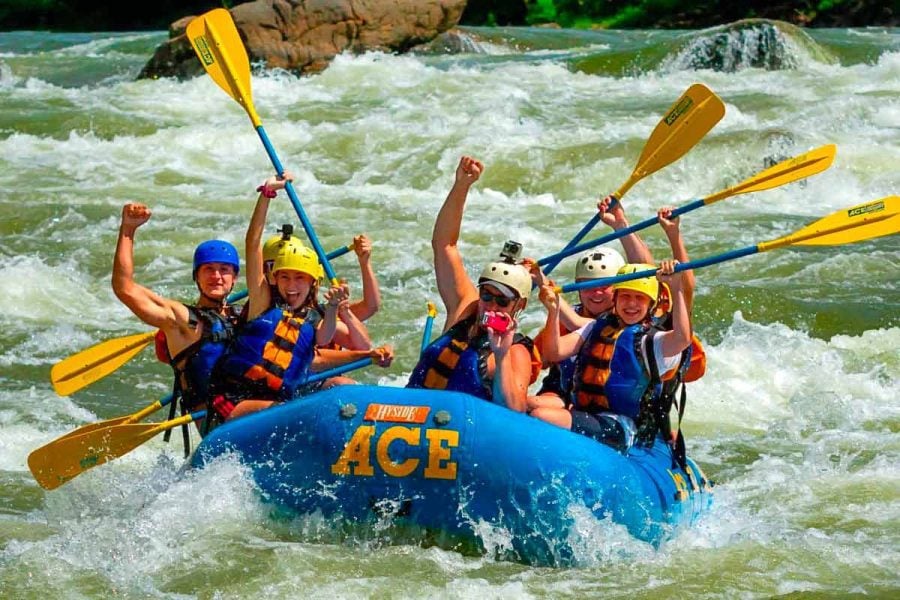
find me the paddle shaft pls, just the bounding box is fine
[542,84,725,275]
[542,201,617,276]
[538,198,703,267]
[539,145,837,270]
[254,127,338,284]
[421,302,438,355]
[560,207,894,294]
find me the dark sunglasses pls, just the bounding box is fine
[479,289,512,308]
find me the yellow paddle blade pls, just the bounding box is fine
[616,83,725,197]
[50,331,155,396]
[56,399,166,442]
[704,144,836,204]
[187,8,261,126]
[28,413,193,490]
[760,196,900,251]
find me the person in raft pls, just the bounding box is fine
[261,223,390,389]
[112,203,243,443]
[210,174,392,421]
[262,225,382,329]
[532,260,692,452]
[406,155,541,412]
[527,201,679,412]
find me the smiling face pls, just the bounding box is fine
[614,289,653,325]
[577,282,615,317]
[195,262,236,302]
[275,269,315,310]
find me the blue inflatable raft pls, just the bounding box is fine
[191,385,712,565]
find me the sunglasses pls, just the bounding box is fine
[479,289,512,308]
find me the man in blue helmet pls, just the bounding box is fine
[112,202,242,445]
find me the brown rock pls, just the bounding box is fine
[139,0,468,80]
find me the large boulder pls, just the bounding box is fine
[138,0,468,80]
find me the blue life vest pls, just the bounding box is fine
[216,305,317,401]
[573,315,651,420]
[168,305,241,413]
[407,315,536,403]
[164,304,242,450]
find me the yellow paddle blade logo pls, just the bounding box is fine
[665,96,694,126]
[848,200,884,218]
[194,35,215,66]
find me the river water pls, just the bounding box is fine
[0,23,898,598]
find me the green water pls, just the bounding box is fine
[0,23,897,598]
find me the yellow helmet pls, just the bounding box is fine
[263,234,306,284]
[612,263,659,304]
[272,243,323,281]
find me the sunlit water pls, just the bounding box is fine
[0,24,898,598]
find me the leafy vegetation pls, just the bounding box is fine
[1,0,895,31]
[462,0,896,28]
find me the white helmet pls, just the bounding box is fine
[478,262,532,300]
[575,247,625,280]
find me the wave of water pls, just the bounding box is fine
[0,25,898,598]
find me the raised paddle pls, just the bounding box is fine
[542,83,726,276]
[50,288,249,396]
[186,9,339,286]
[538,144,837,268]
[30,356,377,490]
[558,196,899,294]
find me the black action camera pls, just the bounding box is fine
[499,240,523,264]
[277,223,294,240]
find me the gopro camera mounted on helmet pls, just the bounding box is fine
[499,240,523,264]
[277,223,294,241]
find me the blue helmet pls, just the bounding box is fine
[192,240,240,280]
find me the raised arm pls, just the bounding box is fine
[246,173,293,320]
[656,260,692,358]
[598,195,653,264]
[112,203,189,335]
[332,283,372,350]
[348,234,381,322]
[658,206,695,313]
[432,156,483,331]
[316,284,347,346]
[537,283,588,364]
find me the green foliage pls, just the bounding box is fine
[817,0,849,10]
[526,0,558,24]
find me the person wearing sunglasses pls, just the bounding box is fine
[406,156,540,412]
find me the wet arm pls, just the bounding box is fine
[245,189,274,321]
[492,344,532,413]
[432,157,482,330]
[112,211,186,330]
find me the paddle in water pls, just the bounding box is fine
[29,356,376,490]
